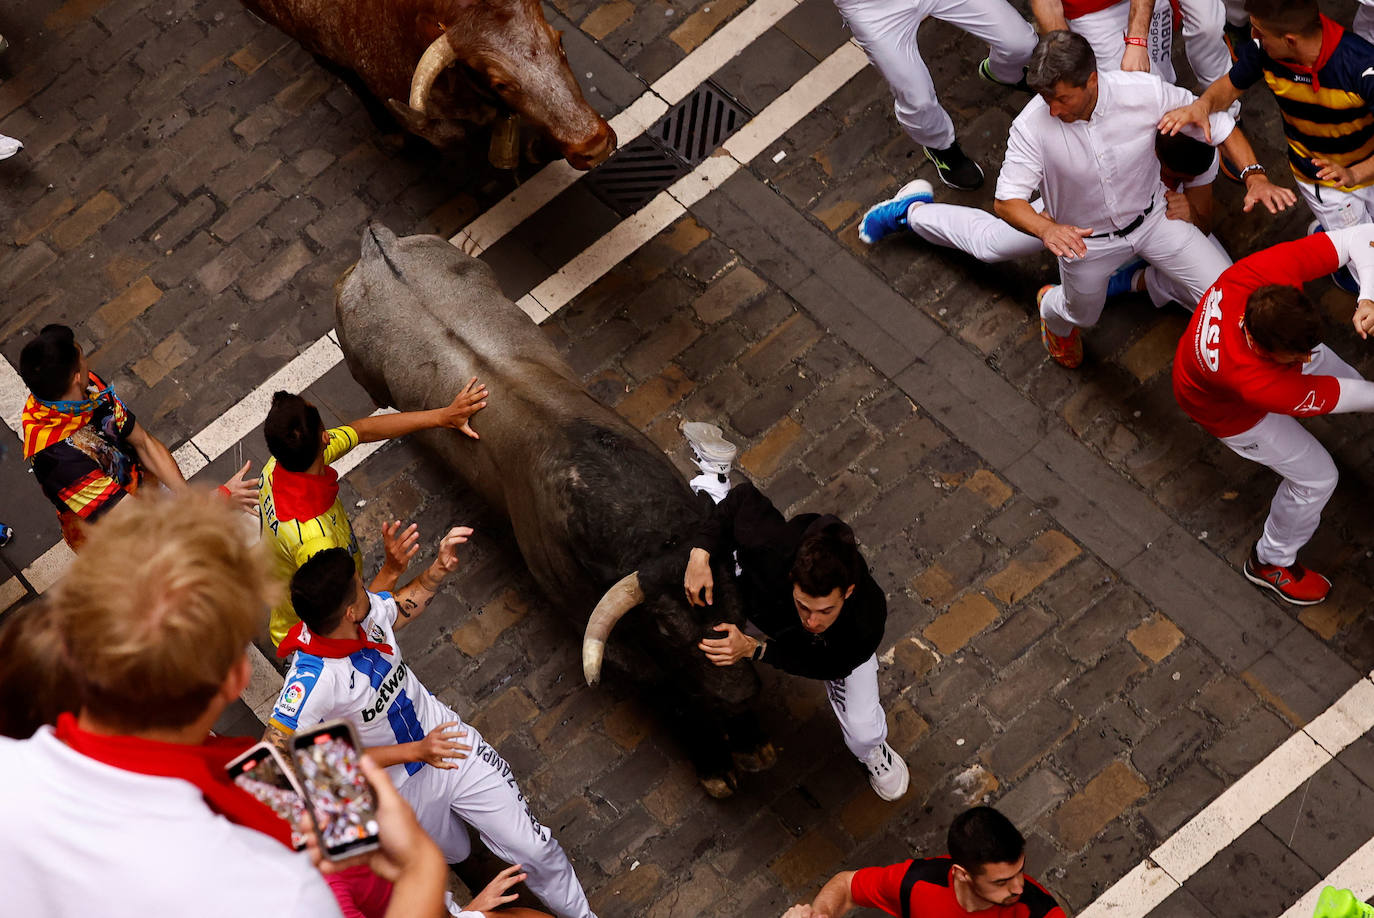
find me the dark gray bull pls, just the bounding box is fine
[336,225,774,795]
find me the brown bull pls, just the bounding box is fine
[240,0,616,168]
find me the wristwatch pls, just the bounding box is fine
[752,639,767,661]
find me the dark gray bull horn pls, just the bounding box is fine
[582,572,644,685]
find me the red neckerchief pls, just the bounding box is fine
[272,465,341,523]
[276,620,394,659]
[1284,15,1344,92]
[53,712,294,849]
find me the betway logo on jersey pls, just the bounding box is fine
[360,661,409,722]
[1195,288,1223,372]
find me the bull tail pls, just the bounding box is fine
[581,572,644,685]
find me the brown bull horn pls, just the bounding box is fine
[408,34,458,114]
[582,572,644,686]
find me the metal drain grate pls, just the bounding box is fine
[656,82,749,165]
[583,81,752,217]
[583,135,691,217]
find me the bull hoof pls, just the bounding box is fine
[698,770,739,799]
[732,742,778,773]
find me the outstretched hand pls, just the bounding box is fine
[381,520,420,573]
[443,377,489,440]
[1241,176,1296,214]
[1158,100,1212,142]
[467,864,528,912]
[220,461,260,513]
[433,526,473,574]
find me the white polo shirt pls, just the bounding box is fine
[996,70,1236,233]
[271,590,466,789]
[0,729,340,918]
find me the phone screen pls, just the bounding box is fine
[292,722,382,859]
[225,744,310,851]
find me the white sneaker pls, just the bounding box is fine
[0,134,22,161]
[863,742,910,801]
[680,421,737,476]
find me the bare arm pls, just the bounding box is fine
[995,197,1092,259]
[1121,0,1153,71]
[391,527,472,629]
[369,521,419,595]
[126,422,189,490]
[812,871,858,918]
[1029,0,1067,32]
[350,377,488,443]
[1218,128,1297,214]
[1179,185,1214,234]
[1159,76,1244,141]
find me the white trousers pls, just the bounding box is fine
[1141,232,1231,309]
[835,0,1036,149]
[1039,205,1232,336]
[1069,0,1175,83]
[1298,180,1374,233]
[909,199,1229,311]
[399,728,596,918]
[1358,1,1374,44]
[825,653,889,762]
[1218,346,1363,567]
[1177,0,1232,89]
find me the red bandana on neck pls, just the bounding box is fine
[53,712,294,849]
[272,465,341,523]
[1285,15,1344,92]
[276,621,394,659]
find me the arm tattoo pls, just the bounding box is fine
[400,597,418,618]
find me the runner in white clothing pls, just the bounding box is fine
[266,531,597,918]
[859,129,1230,312]
[834,0,1037,191]
[993,30,1294,367]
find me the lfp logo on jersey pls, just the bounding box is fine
[277,681,307,718]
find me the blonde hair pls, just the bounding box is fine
[49,492,280,731]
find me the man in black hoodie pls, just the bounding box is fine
[681,446,905,801]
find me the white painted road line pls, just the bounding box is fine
[1080,672,1374,918]
[526,41,869,314]
[0,354,25,439]
[1282,837,1374,918]
[454,0,802,256]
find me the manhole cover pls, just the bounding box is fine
[656,81,749,166]
[583,81,752,217]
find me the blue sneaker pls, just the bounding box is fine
[1309,221,1361,293]
[1106,259,1146,298]
[859,179,934,245]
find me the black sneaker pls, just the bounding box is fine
[923,141,984,191]
[978,58,1031,93]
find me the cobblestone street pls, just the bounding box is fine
[5,0,1374,915]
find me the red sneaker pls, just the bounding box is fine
[1038,286,1083,368]
[1243,548,1331,605]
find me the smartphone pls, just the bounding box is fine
[290,719,382,860]
[225,742,311,851]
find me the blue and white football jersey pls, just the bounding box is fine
[270,591,465,788]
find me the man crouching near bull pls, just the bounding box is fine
[681,424,907,801]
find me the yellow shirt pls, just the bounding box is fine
[259,426,364,646]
